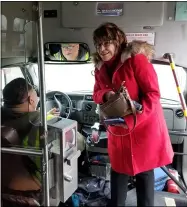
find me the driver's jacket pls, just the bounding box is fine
[2,109,85,182]
[23,113,54,181]
[2,109,54,182]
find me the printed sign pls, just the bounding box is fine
[126,33,155,45]
[96,2,123,16]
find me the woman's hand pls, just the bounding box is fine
[104,91,115,101]
[47,108,60,117]
[133,101,143,114]
[137,109,143,114]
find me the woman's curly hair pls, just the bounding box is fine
[92,22,128,64]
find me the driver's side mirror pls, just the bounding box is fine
[44,42,90,62]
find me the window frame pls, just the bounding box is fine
[2,65,25,87]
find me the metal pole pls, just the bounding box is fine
[1,147,43,156]
[163,53,187,121]
[35,2,50,206]
[169,130,187,137]
[174,152,187,156]
[161,166,187,195]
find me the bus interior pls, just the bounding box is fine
[1,1,187,206]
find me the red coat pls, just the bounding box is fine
[93,52,174,176]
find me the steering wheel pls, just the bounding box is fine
[38,91,73,119]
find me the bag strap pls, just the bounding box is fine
[104,112,136,137]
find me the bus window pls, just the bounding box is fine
[1,69,5,100]
[2,66,24,87]
[13,18,25,31]
[1,15,7,53]
[2,33,6,53]
[154,64,186,101]
[1,14,7,30]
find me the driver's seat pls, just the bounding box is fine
[1,125,41,207]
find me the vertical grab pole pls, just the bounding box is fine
[35,2,50,206]
[164,53,187,121]
[161,54,187,194]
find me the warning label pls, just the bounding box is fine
[126,32,155,45]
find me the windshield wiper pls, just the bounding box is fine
[71,90,93,93]
[160,97,179,102]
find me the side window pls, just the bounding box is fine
[1,14,7,30]
[1,69,5,89]
[1,15,7,53]
[153,64,186,101]
[2,66,24,88]
[13,18,26,56]
[13,18,25,31]
[1,69,5,100]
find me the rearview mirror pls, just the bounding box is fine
[44,42,90,62]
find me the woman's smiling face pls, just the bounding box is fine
[96,40,116,61]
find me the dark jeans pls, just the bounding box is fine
[109,169,155,206]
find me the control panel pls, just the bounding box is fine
[82,100,99,124]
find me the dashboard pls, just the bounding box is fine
[48,92,186,145]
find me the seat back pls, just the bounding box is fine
[1,125,41,191]
[1,125,20,146]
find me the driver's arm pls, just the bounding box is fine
[37,109,57,121]
[47,114,55,121]
[47,108,60,120]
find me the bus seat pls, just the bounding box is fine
[1,125,41,207]
[1,125,20,146]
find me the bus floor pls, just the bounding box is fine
[126,188,187,206]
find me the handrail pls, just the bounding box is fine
[161,166,187,195]
[174,152,187,156]
[1,147,43,156]
[169,130,187,136]
[36,2,50,206]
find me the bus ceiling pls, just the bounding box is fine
[1,1,187,68]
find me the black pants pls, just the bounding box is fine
[109,169,154,206]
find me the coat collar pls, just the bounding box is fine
[96,51,131,70]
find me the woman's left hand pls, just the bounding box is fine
[137,109,143,114]
[47,108,60,116]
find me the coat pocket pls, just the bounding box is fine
[134,112,161,145]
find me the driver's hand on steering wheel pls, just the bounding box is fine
[47,108,60,117]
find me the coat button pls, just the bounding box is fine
[106,85,108,87]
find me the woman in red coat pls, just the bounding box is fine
[92,22,174,206]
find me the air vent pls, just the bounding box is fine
[85,95,93,101]
[175,109,184,118]
[85,103,92,111]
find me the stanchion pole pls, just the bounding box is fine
[163,53,187,121]
[34,2,50,206]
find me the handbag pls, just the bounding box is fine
[99,81,137,136]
